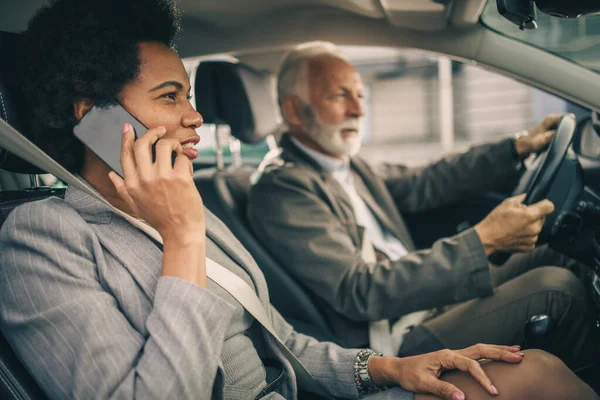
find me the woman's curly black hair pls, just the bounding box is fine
[19,0,181,172]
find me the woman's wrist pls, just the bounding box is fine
[160,226,205,247]
[162,234,207,287]
[369,354,403,387]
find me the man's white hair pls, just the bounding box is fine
[277,41,346,117]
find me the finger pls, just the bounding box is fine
[459,344,525,363]
[483,344,522,353]
[120,123,137,181]
[173,153,193,177]
[459,344,520,356]
[155,138,183,174]
[527,199,555,219]
[523,218,544,235]
[108,171,136,209]
[535,130,555,147]
[506,193,527,205]
[444,354,498,396]
[132,126,167,175]
[426,376,465,400]
[521,243,536,252]
[542,114,564,130]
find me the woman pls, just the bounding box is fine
[0,0,596,399]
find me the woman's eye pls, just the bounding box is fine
[187,94,193,101]
[162,92,177,100]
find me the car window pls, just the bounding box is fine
[182,57,274,168]
[192,123,271,167]
[341,46,588,166]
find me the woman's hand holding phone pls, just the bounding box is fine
[108,123,207,287]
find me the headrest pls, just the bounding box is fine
[195,60,281,145]
[0,31,44,174]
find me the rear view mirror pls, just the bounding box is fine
[573,113,600,160]
[497,0,600,30]
[496,0,537,30]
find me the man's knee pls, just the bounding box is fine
[518,266,584,301]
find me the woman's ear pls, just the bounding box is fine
[281,96,305,129]
[73,98,94,121]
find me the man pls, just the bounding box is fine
[247,41,597,369]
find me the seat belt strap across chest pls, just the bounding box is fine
[0,120,327,397]
[131,218,325,396]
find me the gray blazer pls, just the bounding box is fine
[248,134,522,347]
[0,185,376,400]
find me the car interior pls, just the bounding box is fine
[1,0,600,398]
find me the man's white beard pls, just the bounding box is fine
[305,114,363,157]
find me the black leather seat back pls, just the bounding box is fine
[0,33,42,174]
[193,61,337,340]
[0,30,58,400]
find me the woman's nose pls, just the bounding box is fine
[183,109,203,129]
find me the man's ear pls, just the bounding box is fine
[281,96,305,128]
[73,98,94,121]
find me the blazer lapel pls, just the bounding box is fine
[351,159,416,250]
[94,219,163,302]
[65,185,162,301]
[280,133,358,226]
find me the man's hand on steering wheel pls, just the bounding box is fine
[514,113,574,158]
[475,194,555,256]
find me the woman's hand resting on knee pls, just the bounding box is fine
[368,344,525,400]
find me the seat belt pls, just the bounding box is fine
[133,219,328,398]
[0,120,328,397]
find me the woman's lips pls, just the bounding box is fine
[182,148,199,160]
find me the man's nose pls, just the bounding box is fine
[347,95,365,118]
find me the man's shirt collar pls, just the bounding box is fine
[289,136,350,174]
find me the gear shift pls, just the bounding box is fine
[524,314,554,351]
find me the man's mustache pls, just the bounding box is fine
[337,119,361,132]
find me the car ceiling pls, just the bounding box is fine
[1,0,487,57]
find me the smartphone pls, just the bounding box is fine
[74,103,176,178]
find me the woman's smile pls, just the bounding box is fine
[180,135,200,160]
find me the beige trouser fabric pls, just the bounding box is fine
[399,246,598,370]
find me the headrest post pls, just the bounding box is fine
[29,174,39,188]
[229,137,242,168]
[213,124,225,171]
[266,135,278,151]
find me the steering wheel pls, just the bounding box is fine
[489,115,577,265]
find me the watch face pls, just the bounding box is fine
[359,370,371,382]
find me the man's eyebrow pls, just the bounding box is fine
[149,81,185,92]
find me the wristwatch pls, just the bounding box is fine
[355,349,385,397]
[511,130,529,159]
[510,130,530,172]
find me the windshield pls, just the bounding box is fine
[481,1,600,74]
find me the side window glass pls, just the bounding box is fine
[193,124,271,167]
[342,46,588,166]
[183,57,273,169]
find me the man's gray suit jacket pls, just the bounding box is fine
[0,185,398,399]
[248,134,522,347]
